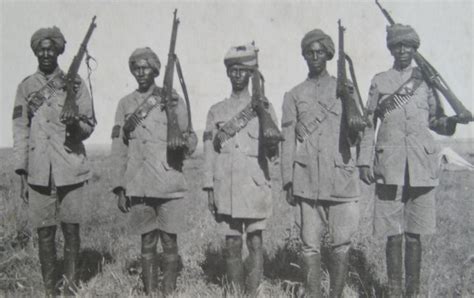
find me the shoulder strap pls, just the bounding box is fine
[216,102,257,145]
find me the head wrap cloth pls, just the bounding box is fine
[301,29,335,60]
[224,43,258,68]
[128,47,161,74]
[386,24,420,49]
[30,26,66,54]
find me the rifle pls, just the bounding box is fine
[251,45,284,147]
[162,9,195,166]
[60,16,97,126]
[337,19,369,139]
[375,0,473,123]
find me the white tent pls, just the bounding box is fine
[439,147,474,171]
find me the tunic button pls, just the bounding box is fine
[46,119,50,123]
[47,102,52,107]
[142,125,146,129]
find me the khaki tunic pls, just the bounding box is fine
[281,71,360,202]
[12,67,95,186]
[358,66,455,186]
[110,84,189,198]
[202,89,274,219]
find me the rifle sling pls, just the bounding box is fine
[375,67,424,119]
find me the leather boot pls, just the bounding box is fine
[328,245,350,298]
[302,253,321,298]
[224,236,244,292]
[61,223,80,295]
[141,230,159,295]
[405,233,421,298]
[386,234,403,298]
[38,226,58,297]
[160,231,179,296]
[245,231,264,297]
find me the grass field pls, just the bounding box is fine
[0,139,473,297]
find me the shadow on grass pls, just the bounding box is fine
[200,243,226,285]
[57,248,114,284]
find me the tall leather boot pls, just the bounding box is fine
[38,226,58,297]
[141,230,159,295]
[302,253,321,298]
[245,231,264,297]
[61,222,80,296]
[328,245,350,298]
[224,235,244,293]
[386,234,403,298]
[160,231,179,296]
[405,233,421,298]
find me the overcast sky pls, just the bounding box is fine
[1,0,472,148]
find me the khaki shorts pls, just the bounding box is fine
[373,184,436,237]
[29,182,85,228]
[128,197,185,235]
[299,197,360,255]
[216,214,266,236]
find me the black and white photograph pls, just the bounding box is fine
[0,0,472,297]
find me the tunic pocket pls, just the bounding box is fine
[423,143,440,179]
[332,154,359,198]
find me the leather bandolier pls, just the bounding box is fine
[375,67,424,119]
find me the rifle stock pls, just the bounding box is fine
[375,0,473,122]
[337,19,369,136]
[251,67,284,146]
[60,16,97,125]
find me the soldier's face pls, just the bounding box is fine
[303,41,328,75]
[227,65,251,92]
[390,42,416,69]
[131,59,157,92]
[35,39,59,74]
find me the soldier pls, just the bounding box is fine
[358,24,463,297]
[12,27,95,295]
[281,29,361,297]
[202,44,277,295]
[111,47,196,296]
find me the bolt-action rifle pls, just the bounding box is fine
[251,45,284,147]
[375,0,473,123]
[60,16,97,126]
[337,19,370,144]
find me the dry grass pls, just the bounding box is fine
[0,139,473,297]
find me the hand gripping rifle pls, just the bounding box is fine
[162,9,196,167]
[251,46,284,147]
[375,0,473,123]
[337,19,370,140]
[60,16,97,126]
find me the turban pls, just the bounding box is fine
[30,26,66,54]
[301,29,335,60]
[386,24,420,49]
[128,47,161,74]
[224,43,258,68]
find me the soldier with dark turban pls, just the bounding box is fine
[12,26,95,296]
[281,29,361,297]
[111,47,196,296]
[358,24,463,297]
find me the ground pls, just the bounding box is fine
[0,139,473,297]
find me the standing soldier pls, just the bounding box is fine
[202,44,278,295]
[12,27,95,295]
[358,24,464,297]
[111,47,196,296]
[281,29,361,297]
